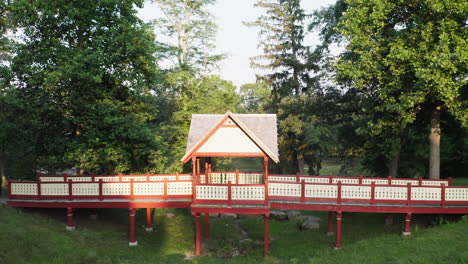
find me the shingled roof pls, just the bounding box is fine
[181,112,279,163]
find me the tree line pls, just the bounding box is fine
[0,0,466,184]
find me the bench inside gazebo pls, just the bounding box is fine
[181,111,279,256]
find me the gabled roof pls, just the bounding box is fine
[181,112,279,163]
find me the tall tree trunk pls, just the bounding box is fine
[388,127,408,178]
[429,106,441,179]
[297,152,304,175]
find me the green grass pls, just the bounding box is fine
[1,205,467,264]
[453,178,468,186]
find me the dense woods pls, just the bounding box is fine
[0,0,466,182]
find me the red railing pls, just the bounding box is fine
[267,180,468,206]
[8,179,193,201]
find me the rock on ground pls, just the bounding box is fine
[237,214,261,219]
[220,213,237,219]
[270,211,288,221]
[301,220,320,230]
[209,213,220,218]
[287,211,301,219]
[298,215,321,222]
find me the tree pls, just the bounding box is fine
[245,0,313,101]
[247,0,324,174]
[238,82,271,113]
[5,0,163,174]
[157,73,240,172]
[335,0,467,179]
[153,0,224,71]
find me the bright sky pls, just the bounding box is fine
[138,0,337,87]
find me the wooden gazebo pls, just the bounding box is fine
[181,111,279,256]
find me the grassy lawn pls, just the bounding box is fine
[1,205,467,264]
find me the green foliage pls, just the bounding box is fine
[156,72,240,172]
[310,0,468,178]
[238,83,271,113]
[2,0,164,175]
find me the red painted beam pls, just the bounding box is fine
[146,208,153,232]
[129,208,138,246]
[335,211,343,249]
[66,207,75,231]
[403,212,412,236]
[195,213,201,256]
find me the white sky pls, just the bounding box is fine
[137,0,337,87]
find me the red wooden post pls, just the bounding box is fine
[263,156,269,205]
[119,173,123,182]
[358,175,363,185]
[329,174,333,184]
[90,208,98,220]
[205,213,210,240]
[235,169,239,184]
[146,172,150,182]
[441,184,446,207]
[406,183,412,206]
[176,172,179,181]
[66,207,75,231]
[228,181,232,206]
[196,158,201,183]
[91,174,95,182]
[335,211,343,249]
[68,179,73,201]
[64,175,68,182]
[388,176,393,185]
[327,211,334,236]
[98,179,103,201]
[37,180,42,200]
[195,213,201,256]
[192,157,197,204]
[145,208,153,232]
[296,173,300,183]
[264,213,270,257]
[448,177,452,186]
[370,182,376,205]
[129,208,138,246]
[402,212,412,236]
[337,181,342,204]
[418,176,423,186]
[130,179,135,200]
[300,180,305,203]
[163,178,168,200]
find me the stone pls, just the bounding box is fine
[237,214,261,219]
[165,212,175,218]
[287,211,301,220]
[298,215,321,223]
[209,213,220,218]
[240,238,253,243]
[220,213,237,219]
[270,211,288,221]
[301,220,320,230]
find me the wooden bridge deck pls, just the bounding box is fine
[6,172,468,256]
